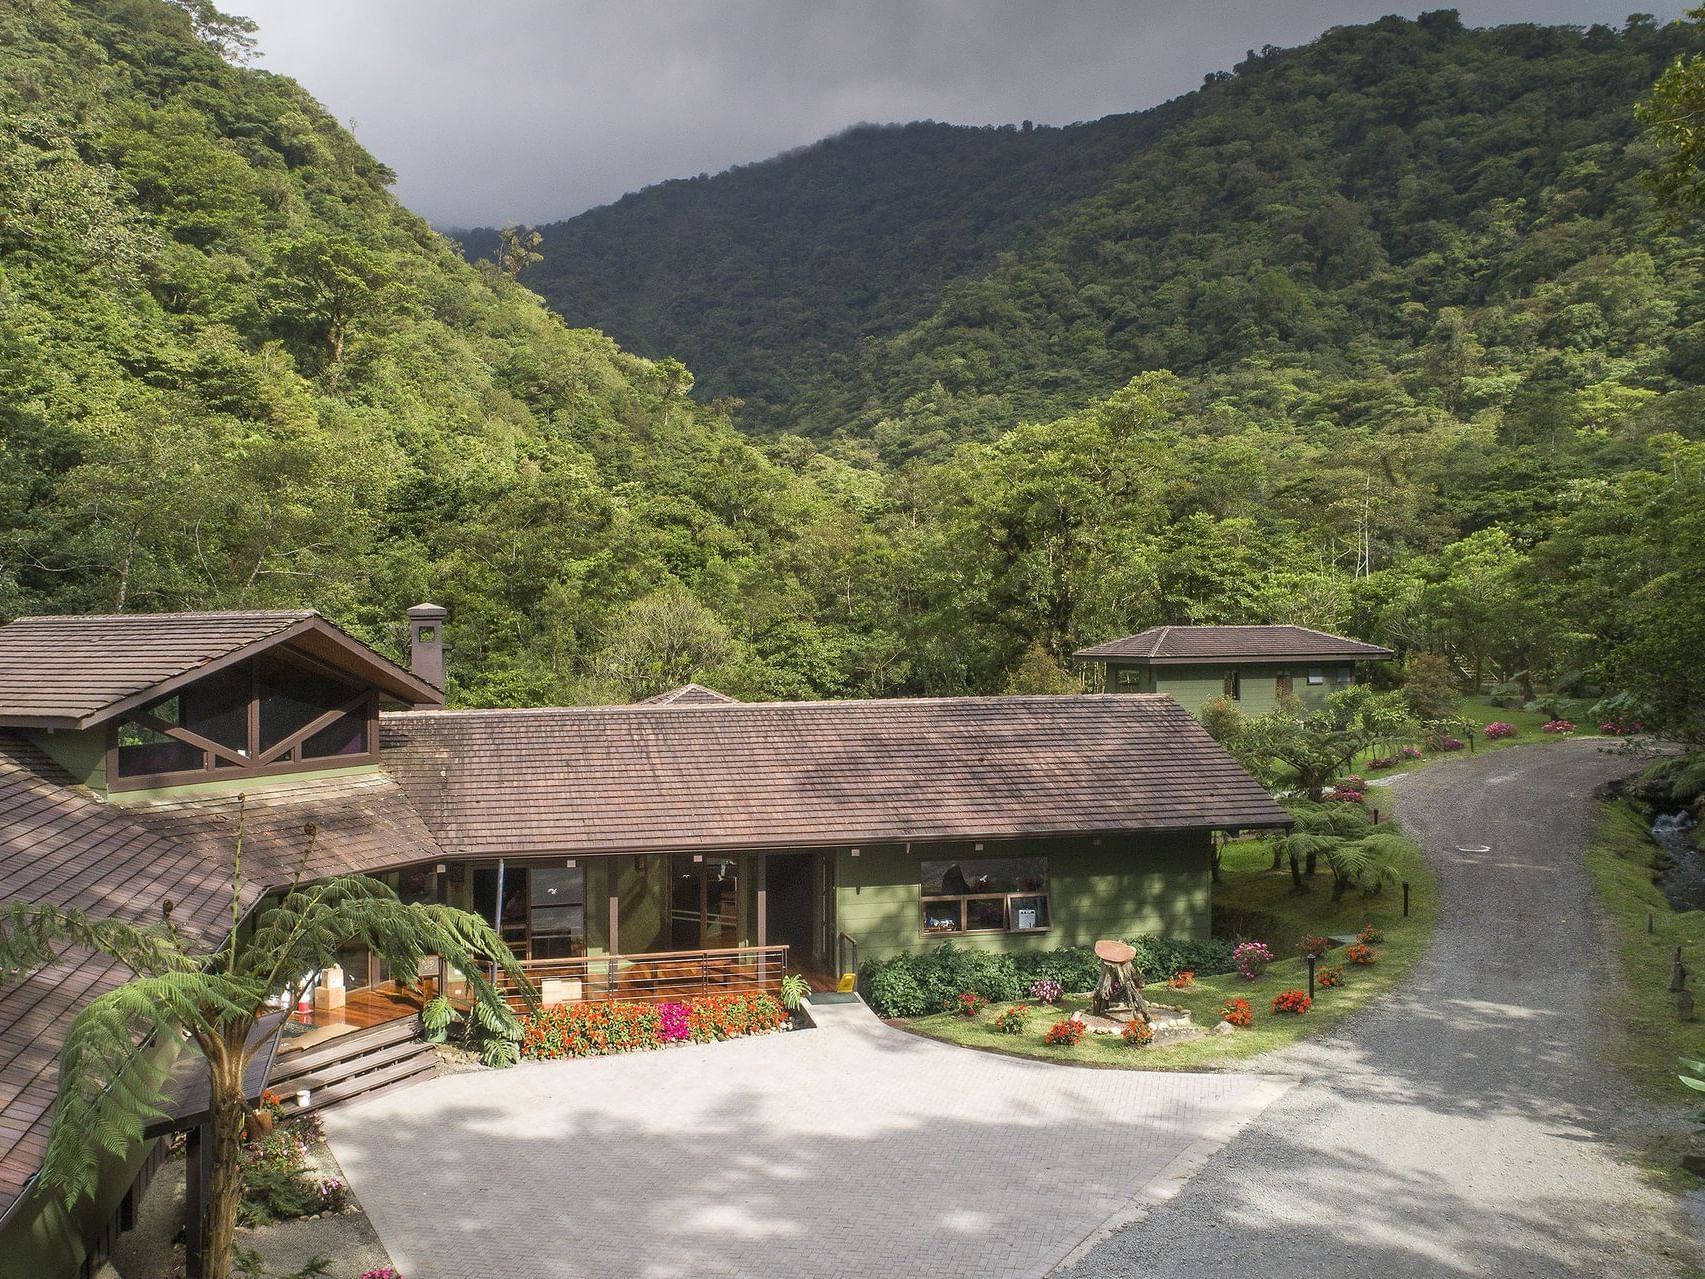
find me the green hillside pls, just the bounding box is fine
[0,0,873,705]
[3,1,1703,739]
[494,13,1701,452]
[460,105,1198,430]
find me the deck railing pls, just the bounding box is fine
[489,944,789,1011]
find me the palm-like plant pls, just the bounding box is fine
[1323,830,1409,902]
[1272,801,1373,890]
[0,809,532,1279]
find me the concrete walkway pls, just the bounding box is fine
[1066,738,1699,1278]
[326,1001,1289,1278]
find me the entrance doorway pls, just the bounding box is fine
[670,856,740,950]
[764,853,817,963]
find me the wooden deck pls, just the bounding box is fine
[276,980,433,1056]
[498,945,789,1010]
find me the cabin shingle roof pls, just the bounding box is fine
[635,683,738,706]
[1074,625,1393,664]
[379,694,1289,858]
[0,610,441,728]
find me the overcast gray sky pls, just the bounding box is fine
[226,1,1686,228]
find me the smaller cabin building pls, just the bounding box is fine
[1075,625,1394,718]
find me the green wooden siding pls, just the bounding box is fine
[834,833,1211,967]
[25,726,106,790]
[1107,661,1358,717]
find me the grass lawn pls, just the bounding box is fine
[1587,799,1703,1097]
[1583,798,1705,1184]
[1348,695,1604,782]
[899,817,1439,1070]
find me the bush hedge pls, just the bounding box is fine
[860,938,1237,1018]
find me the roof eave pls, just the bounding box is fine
[1085,650,1392,666]
[27,616,444,730]
[421,816,1292,859]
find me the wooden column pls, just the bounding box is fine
[184,1120,213,1279]
[607,869,620,992]
[755,852,768,986]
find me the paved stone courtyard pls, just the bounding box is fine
[325,1003,1289,1279]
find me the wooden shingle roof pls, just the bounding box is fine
[0,610,443,729]
[635,684,738,706]
[379,693,1289,858]
[1074,625,1393,664]
[0,735,439,1217]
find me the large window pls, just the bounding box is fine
[921,857,1049,936]
[110,653,376,788]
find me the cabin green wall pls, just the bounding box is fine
[102,761,382,805]
[25,727,106,789]
[1106,661,1358,717]
[833,833,1212,967]
[0,1137,158,1279]
[0,1039,177,1279]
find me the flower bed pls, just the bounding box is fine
[1121,1018,1154,1047]
[1219,997,1253,1028]
[1317,964,1345,989]
[520,993,787,1060]
[239,1105,347,1225]
[1345,942,1378,966]
[1029,977,1062,1003]
[1483,721,1518,739]
[992,1005,1031,1035]
[1600,717,1643,736]
[1542,719,1576,734]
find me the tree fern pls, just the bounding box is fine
[0,799,533,1279]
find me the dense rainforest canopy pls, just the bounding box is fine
[3,1,1704,743]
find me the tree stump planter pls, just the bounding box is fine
[1090,939,1150,1022]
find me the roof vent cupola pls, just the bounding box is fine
[406,603,449,701]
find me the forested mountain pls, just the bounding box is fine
[3,1,1703,740]
[487,13,1701,450]
[0,0,869,705]
[458,104,1198,430]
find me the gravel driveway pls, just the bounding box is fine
[1066,737,1697,1278]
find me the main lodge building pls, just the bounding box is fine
[0,606,1286,1276]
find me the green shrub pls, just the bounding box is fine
[1127,935,1237,979]
[860,938,1237,1017]
[864,958,927,1018]
[1011,946,1100,992]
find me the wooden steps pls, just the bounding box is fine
[269,1017,437,1115]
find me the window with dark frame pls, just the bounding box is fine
[1276,670,1293,696]
[1307,667,1325,685]
[1223,668,1241,700]
[109,653,377,788]
[920,856,1049,936]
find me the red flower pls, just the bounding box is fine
[1270,989,1312,1015]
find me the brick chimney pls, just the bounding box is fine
[406,602,449,699]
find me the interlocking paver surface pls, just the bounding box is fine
[325,1003,1288,1278]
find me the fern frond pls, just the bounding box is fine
[0,903,195,983]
